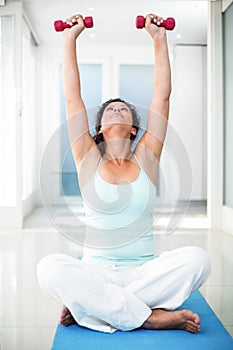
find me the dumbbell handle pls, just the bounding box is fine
[136,16,175,30]
[54,16,93,32]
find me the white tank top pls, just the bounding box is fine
[80,155,157,265]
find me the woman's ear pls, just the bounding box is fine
[131,127,137,136]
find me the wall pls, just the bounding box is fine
[222,0,233,234]
[207,0,233,236]
[172,45,207,201]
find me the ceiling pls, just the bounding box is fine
[22,0,209,49]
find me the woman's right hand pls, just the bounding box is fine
[145,14,166,42]
[63,14,85,39]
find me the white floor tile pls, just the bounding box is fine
[0,207,233,349]
[1,327,56,350]
[225,326,233,338]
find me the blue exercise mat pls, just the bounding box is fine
[52,291,233,350]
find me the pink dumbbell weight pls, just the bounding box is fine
[136,15,175,30]
[54,16,93,32]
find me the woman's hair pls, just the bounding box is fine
[92,98,140,156]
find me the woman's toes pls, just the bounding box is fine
[185,320,200,333]
[59,307,76,326]
[60,307,69,319]
[193,313,201,325]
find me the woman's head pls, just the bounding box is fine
[93,98,140,155]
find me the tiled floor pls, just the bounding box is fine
[0,206,232,349]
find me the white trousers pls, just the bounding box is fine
[37,246,210,333]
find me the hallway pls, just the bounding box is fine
[0,209,233,349]
[1,0,233,349]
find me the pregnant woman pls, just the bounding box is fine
[37,13,210,334]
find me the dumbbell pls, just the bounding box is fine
[136,15,175,30]
[54,16,93,32]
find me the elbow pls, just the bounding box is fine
[65,98,86,118]
[65,96,84,108]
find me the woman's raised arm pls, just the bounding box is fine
[138,14,171,161]
[62,14,96,166]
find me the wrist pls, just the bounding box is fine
[153,34,167,48]
[63,30,78,42]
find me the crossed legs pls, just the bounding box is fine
[37,246,210,333]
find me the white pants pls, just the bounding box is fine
[37,246,210,333]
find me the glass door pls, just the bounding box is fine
[60,63,102,199]
[0,2,23,228]
[0,15,16,207]
[119,63,161,198]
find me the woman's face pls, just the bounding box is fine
[101,102,133,129]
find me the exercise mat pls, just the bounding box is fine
[52,291,233,350]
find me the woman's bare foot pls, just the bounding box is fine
[60,307,76,326]
[142,309,201,333]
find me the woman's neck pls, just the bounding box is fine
[103,139,133,164]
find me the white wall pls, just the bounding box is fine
[222,0,233,11]
[221,0,233,235]
[207,0,223,230]
[207,0,233,236]
[172,45,207,201]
